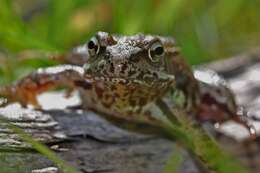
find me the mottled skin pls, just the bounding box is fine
[0,31,257,137]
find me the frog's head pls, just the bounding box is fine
[83,32,186,111]
[85,31,179,83]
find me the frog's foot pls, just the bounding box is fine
[0,84,41,109]
[232,107,260,139]
[233,119,257,140]
[197,102,257,139]
[0,65,85,109]
[64,88,75,98]
[0,86,19,107]
[237,106,260,121]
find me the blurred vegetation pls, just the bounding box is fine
[0,0,260,84]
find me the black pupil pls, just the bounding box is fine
[88,40,96,49]
[154,46,164,55]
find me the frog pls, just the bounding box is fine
[0,31,258,139]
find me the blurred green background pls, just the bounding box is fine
[0,0,260,84]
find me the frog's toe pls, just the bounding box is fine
[248,125,257,140]
[237,106,260,121]
[64,88,74,98]
[0,97,10,107]
[232,112,257,140]
[235,119,257,140]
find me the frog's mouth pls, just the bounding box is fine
[84,62,175,86]
[82,75,174,109]
[85,74,175,88]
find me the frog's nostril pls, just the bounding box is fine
[113,62,125,76]
[115,63,129,76]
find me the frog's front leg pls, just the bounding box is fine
[0,65,86,109]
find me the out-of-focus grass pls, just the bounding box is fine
[0,1,259,62]
[0,0,260,66]
[0,0,259,172]
[163,144,184,173]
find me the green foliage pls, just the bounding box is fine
[162,110,250,173]
[0,0,55,51]
[163,144,184,173]
[0,0,259,65]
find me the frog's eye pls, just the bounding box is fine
[87,36,100,56]
[148,41,165,62]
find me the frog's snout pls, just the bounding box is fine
[108,59,128,77]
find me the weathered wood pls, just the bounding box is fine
[0,97,193,173]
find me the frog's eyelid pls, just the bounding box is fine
[143,38,162,50]
[159,37,176,45]
[93,35,105,47]
[149,38,162,45]
[95,33,117,47]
